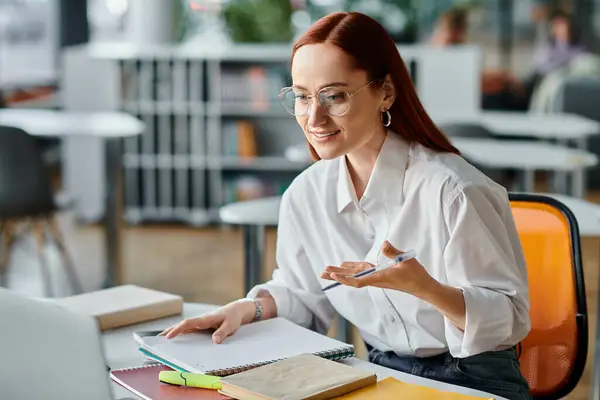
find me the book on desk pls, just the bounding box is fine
[54,284,183,331]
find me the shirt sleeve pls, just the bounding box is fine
[246,193,336,335]
[442,184,531,358]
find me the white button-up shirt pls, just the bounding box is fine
[248,131,530,358]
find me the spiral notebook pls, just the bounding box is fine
[137,317,355,376]
[110,364,231,400]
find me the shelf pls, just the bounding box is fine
[208,102,289,117]
[123,154,206,168]
[210,156,309,171]
[123,101,205,116]
[124,207,211,226]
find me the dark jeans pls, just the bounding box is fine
[368,346,532,400]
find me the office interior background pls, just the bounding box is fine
[2,0,600,398]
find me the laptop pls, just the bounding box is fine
[0,288,134,400]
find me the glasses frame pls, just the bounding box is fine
[279,80,375,117]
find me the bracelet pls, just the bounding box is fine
[237,298,263,322]
[253,298,264,322]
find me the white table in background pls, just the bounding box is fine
[435,111,600,197]
[0,108,145,289]
[451,137,598,196]
[435,111,600,142]
[104,302,502,400]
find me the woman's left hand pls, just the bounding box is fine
[321,241,436,296]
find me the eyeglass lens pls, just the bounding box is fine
[280,88,352,116]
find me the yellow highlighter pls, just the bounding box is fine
[159,371,222,390]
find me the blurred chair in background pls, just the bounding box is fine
[509,193,587,399]
[0,126,82,297]
[551,76,600,189]
[439,122,516,189]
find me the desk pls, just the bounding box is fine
[435,111,600,141]
[451,137,598,196]
[104,303,502,400]
[0,109,145,288]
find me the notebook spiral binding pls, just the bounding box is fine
[113,363,166,372]
[208,346,355,377]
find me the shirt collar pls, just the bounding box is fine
[336,131,410,213]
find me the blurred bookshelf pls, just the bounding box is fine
[63,44,310,225]
[206,56,310,220]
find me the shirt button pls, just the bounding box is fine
[388,315,396,323]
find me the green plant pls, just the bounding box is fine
[223,0,294,43]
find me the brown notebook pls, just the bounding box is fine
[219,353,377,400]
[54,285,183,331]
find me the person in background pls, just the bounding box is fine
[428,8,468,46]
[163,12,531,400]
[506,8,585,112]
[529,9,585,79]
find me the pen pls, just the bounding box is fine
[321,249,417,291]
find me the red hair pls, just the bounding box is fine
[291,12,460,160]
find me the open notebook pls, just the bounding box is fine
[138,317,355,376]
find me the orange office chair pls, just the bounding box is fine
[509,193,588,399]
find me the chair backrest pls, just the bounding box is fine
[554,76,600,121]
[0,125,56,218]
[509,193,588,399]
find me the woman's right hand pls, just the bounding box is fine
[160,300,256,344]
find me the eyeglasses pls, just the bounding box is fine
[279,81,374,117]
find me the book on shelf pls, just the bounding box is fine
[222,175,293,203]
[221,65,287,109]
[223,119,257,158]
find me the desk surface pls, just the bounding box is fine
[452,137,598,170]
[0,109,145,138]
[435,111,600,139]
[104,303,501,399]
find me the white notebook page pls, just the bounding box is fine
[140,317,354,373]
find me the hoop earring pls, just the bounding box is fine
[381,110,392,127]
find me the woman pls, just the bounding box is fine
[532,9,585,76]
[163,12,531,400]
